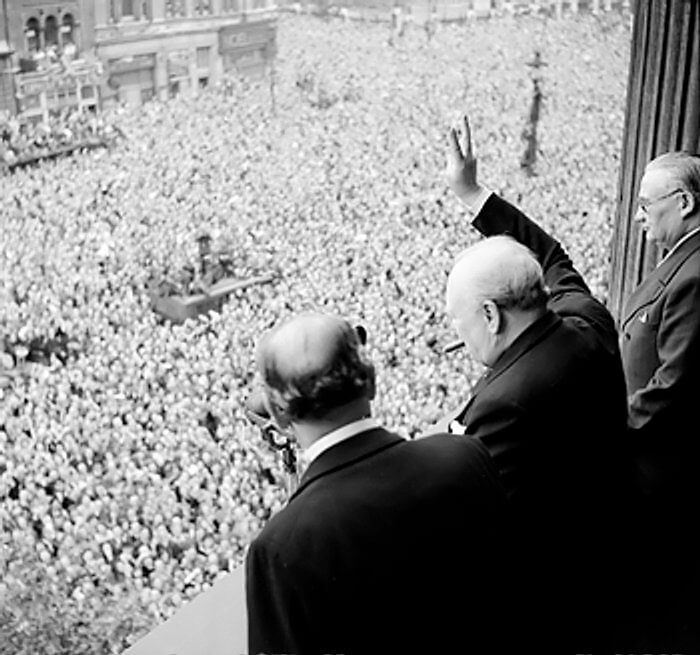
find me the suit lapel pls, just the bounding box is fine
[620,272,664,330]
[621,231,700,329]
[290,428,405,502]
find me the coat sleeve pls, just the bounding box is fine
[628,271,700,433]
[472,194,618,345]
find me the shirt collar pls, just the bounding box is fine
[661,225,700,264]
[301,417,380,470]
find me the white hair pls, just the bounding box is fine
[647,152,700,202]
[447,235,548,312]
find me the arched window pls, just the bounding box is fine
[44,15,59,48]
[166,0,186,17]
[25,17,40,52]
[61,13,75,45]
[195,0,213,15]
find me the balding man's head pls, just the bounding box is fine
[446,236,548,366]
[447,236,547,313]
[257,313,375,423]
[645,152,700,202]
[635,152,700,248]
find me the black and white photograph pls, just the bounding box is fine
[1,0,699,654]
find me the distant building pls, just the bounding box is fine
[0,27,14,115]
[0,0,277,120]
[277,0,631,22]
[91,0,277,108]
[0,2,101,121]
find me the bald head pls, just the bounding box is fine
[645,151,700,203]
[447,236,547,313]
[257,313,375,423]
[446,236,548,366]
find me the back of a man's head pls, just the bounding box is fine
[447,235,548,314]
[257,313,375,423]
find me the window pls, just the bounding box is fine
[196,47,210,69]
[195,0,213,15]
[44,15,59,48]
[61,14,75,44]
[57,88,78,107]
[20,93,42,111]
[25,18,40,52]
[222,0,240,12]
[108,0,136,20]
[166,0,186,17]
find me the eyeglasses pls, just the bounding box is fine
[637,188,684,214]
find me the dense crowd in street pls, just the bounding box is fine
[0,109,119,171]
[0,11,630,651]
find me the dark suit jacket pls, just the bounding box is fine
[619,230,700,652]
[246,427,515,655]
[433,194,633,652]
[440,194,629,503]
[620,229,700,501]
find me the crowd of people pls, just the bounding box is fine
[0,11,631,651]
[0,109,119,172]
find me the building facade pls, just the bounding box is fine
[91,0,277,108]
[0,0,277,119]
[1,10,14,115]
[0,1,101,120]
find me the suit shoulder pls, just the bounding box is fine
[674,246,700,279]
[410,433,500,476]
[554,294,617,348]
[248,497,324,560]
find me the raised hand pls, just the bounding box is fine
[446,114,480,204]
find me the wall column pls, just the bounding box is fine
[155,50,168,99]
[152,0,166,20]
[608,0,700,320]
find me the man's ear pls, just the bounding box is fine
[265,389,292,429]
[680,190,696,218]
[481,299,503,335]
[355,324,368,345]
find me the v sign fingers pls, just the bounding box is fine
[449,125,465,161]
[445,116,480,204]
[462,114,474,160]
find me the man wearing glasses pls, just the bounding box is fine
[626,153,700,482]
[621,152,700,649]
[625,155,700,458]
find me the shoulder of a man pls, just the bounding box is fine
[246,502,328,578]
[553,291,618,350]
[410,432,502,482]
[670,242,700,282]
[247,493,307,553]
